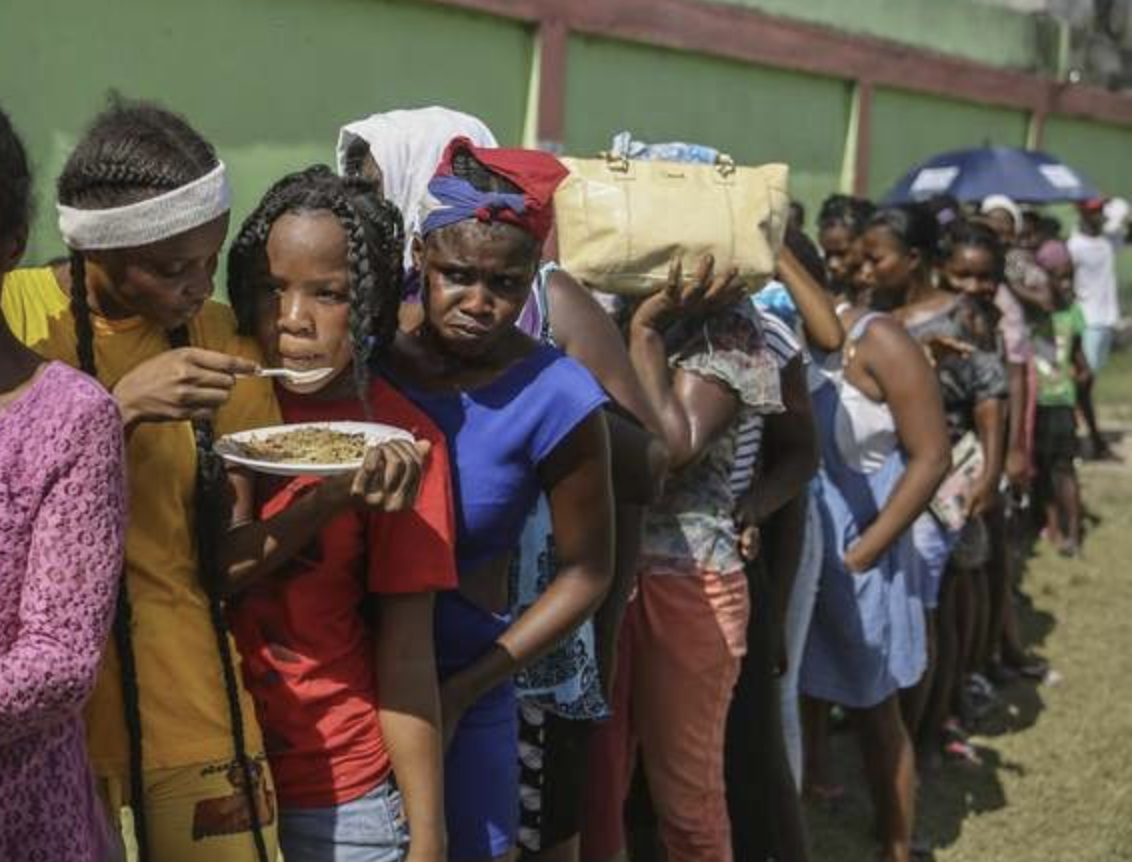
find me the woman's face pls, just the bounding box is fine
[415,221,538,359]
[255,211,354,395]
[942,245,999,299]
[818,224,860,291]
[983,209,1016,245]
[85,213,228,330]
[858,225,916,301]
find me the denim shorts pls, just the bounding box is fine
[279,774,409,862]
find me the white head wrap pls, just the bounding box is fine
[56,162,231,250]
[980,194,1023,235]
[335,106,498,269]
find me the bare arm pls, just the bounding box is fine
[374,593,446,862]
[1004,362,1029,489]
[845,318,952,572]
[967,397,1007,517]
[776,245,845,352]
[547,270,664,438]
[547,270,669,500]
[440,412,615,726]
[219,440,431,594]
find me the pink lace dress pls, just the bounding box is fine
[0,361,127,861]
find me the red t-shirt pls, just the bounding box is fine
[230,377,457,808]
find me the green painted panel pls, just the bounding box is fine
[564,35,850,218]
[1,0,533,271]
[702,0,1053,73]
[1041,118,1131,200]
[867,88,1031,200]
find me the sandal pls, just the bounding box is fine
[943,738,983,767]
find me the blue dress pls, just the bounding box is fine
[800,316,927,709]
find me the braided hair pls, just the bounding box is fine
[816,193,876,238]
[56,98,269,862]
[228,165,404,413]
[0,105,31,248]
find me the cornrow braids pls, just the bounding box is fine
[228,166,404,415]
[57,98,269,862]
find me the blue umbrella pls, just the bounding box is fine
[881,145,1100,205]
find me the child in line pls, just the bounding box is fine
[225,165,458,862]
[1030,240,1088,557]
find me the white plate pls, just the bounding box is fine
[215,421,413,477]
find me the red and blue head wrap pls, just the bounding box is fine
[418,136,568,244]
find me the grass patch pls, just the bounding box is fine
[1096,346,1131,413]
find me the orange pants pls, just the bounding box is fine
[584,569,749,862]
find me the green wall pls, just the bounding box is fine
[1041,117,1132,200]
[563,34,850,218]
[704,0,1055,73]
[867,88,1031,201]
[2,0,533,269]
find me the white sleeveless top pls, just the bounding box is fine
[819,312,899,473]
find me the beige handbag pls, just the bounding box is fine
[553,152,789,296]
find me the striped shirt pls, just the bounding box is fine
[729,310,805,498]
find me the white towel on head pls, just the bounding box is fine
[335,106,498,268]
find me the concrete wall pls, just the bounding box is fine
[702,0,1056,72]
[2,0,1127,285]
[563,34,851,217]
[2,0,533,265]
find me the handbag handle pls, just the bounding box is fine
[598,150,737,178]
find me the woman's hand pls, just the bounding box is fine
[843,539,878,575]
[320,439,432,513]
[1004,446,1030,491]
[920,334,975,367]
[112,347,258,429]
[965,473,1000,518]
[630,255,745,333]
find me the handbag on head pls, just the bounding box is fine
[552,151,790,296]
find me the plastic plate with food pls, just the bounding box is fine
[215,421,413,477]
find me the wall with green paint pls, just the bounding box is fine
[1040,118,1132,302]
[701,0,1057,73]
[1,0,533,270]
[1041,118,1131,199]
[562,34,851,218]
[867,88,1031,200]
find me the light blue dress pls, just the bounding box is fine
[800,315,927,708]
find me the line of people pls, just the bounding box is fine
[0,96,1119,862]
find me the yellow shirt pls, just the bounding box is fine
[3,267,282,776]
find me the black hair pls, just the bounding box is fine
[56,97,269,862]
[788,199,805,226]
[939,219,1005,282]
[783,225,828,288]
[340,134,374,180]
[866,203,941,264]
[439,147,541,259]
[228,165,404,412]
[816,193,876,237]
[920,193,962,229]
[0,105,31,245]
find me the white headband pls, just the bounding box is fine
[56,161,231,250]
